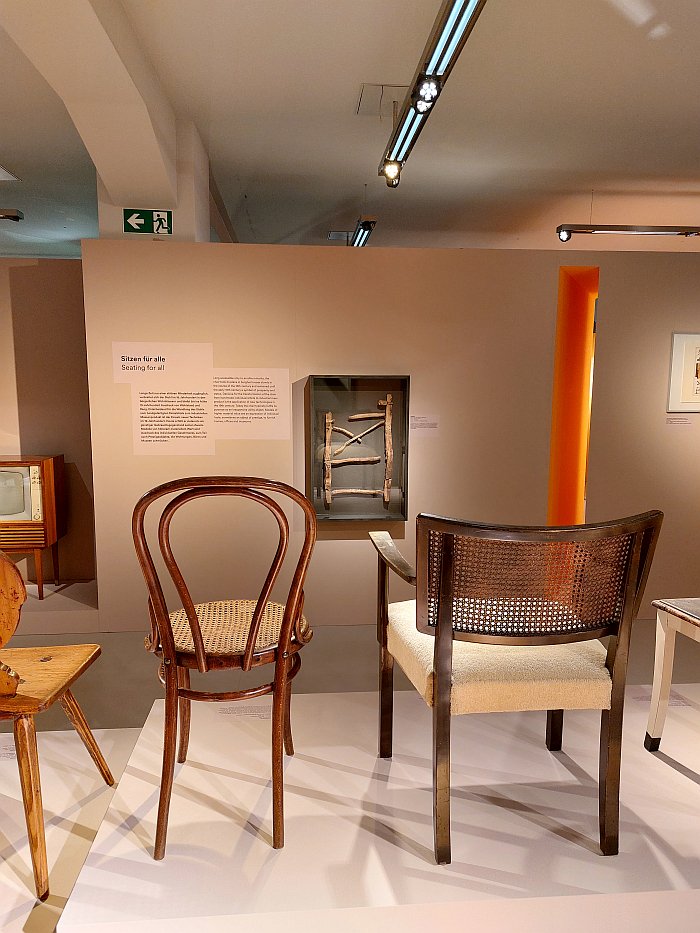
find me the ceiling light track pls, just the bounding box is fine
[557,223,700,241]
[328,216,377,247]
[379,0,488,187]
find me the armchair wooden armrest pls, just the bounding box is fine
[369,531,417,585]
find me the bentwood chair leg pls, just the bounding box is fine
[177,667,191,764]
[546,709,563,751]
[379,646,394,759]
[271,675,286,849]
[60,689,114,785]
[154,666,179,860]
[599,705,623,855]
[433,686,452,865]
[283,659,294,757]
[13,714,49,901]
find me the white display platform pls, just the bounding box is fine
[0,727,139,933]
[58,688,700,930]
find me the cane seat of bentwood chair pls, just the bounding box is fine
[0,550,114,901]
[370,510,662,864]
[132,476,317,860]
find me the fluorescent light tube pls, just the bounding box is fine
[557,223,700,240]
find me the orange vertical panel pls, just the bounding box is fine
[547,266,599,525]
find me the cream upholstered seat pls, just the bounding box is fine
[370,510,662,865]
[170,600,310,656]
[387,599,611,715]
[133,477,316,861]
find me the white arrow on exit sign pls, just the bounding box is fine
[126,212,145,230]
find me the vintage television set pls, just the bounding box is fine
[0,454,66,599]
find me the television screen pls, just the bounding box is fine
[0,469,26,516]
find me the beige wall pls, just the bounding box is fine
[586,252,700,607]
[81,240,561,632]
[0,259,34,452]
[80,240,700,634]
[2,258,95,580]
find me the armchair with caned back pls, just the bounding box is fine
[370,510,662,864]
[132,476,317,860]
[0,550,113,901]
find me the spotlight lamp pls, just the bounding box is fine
[413,75,441,113]
[350,215,377,247]
[557,223,700,241]
[378,0,488,186]
[381,161,402,188]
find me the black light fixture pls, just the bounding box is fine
[557,223,700,242]
[327,216,377,246]
[350,216,376,247]
[0,209,23,221]
[379,0,489,187]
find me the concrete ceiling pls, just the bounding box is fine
[1,0,700,257]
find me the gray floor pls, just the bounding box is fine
[4,616,700,732]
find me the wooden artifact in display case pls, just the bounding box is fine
[305,376,409,521]
[0,455,66,599]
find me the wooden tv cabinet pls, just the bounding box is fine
[0,454,67,599]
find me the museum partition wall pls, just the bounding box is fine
[0,258,96,594]
[3,243,699,638]
[75,240,698,637]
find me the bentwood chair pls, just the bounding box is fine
[132,476,317,860]
[370,510,662,864]
[0,550,114,900]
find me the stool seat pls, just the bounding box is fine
[651,598,700,627]
[0,644,101,716]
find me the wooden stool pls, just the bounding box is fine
[644,598,700,752]
[0,551,114,901]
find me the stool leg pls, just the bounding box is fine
[645,614,676,751]
[33,549,44,601]
[60,689,114,785]
[13,714,49,901]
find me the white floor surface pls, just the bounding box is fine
[0,727,139,933]
[47,686,700,931]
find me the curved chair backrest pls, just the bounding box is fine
[132,477,317,674]
[0,550,26,650]
[416,510,662,646]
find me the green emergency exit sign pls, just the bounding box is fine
[123,209,173,235]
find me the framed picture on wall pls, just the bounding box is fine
[304,375,409,521]
[668,333,700,413]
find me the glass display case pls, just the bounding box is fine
[304,375,409,521]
